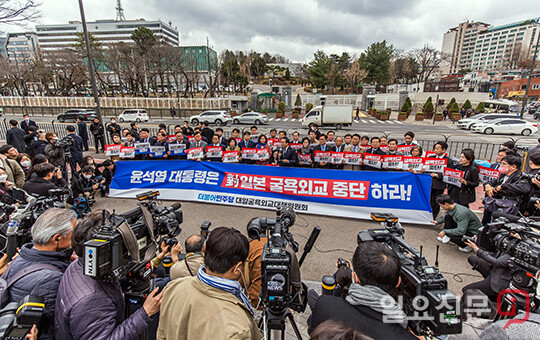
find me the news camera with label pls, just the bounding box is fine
[356,212,463,337]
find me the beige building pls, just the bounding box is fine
[441,21,490,75]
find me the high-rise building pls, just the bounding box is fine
[36,19,179,52]
[4,32,39,63]
[441,18,540,75]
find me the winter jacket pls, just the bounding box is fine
[66,133,84,164]
[6,127,26,153]
[21,119,38,134]
[44,142,65,168]
[486,170,532,209]
[170,252,205,280]
[77,121,89,141]
[7,243,72,340]
[479,312,540,340]
[90,122,105,137]
[157,276,261,340]
[23,176,66,197]
[477,249,511,293]
[55,259,152,340]
[448,163,479,205]
[31,139,48,156]
[2,158,25,188]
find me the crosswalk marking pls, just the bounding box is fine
[276,118,281,121]
[283,118,289,121]
[354,120,359,123]
[395,120,404,124]
[269,118,274,121]
[386,120,394,124]
[291,118,296,121]
[360,119,367,123]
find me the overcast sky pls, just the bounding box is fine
[5,0,539,62]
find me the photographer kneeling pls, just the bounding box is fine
[157,227,261,340]
[23,163,66,197]
[5,208,76,340]
[71,165,106,200]
[310,242,417,340]
[169,234,205,280]
[55,210,162,340]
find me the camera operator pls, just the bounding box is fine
[461,238,511,301]
[65,125,84,165]
[71,165,105,199]
[157,227,261,340]
[43,132,65,169]
[310,242,418,340]
[169,234,205,280]
[23,163,66,197]
[55,210,162,340]
[432,194,482,252]
[4,208,76,340]
[482,155,532,225]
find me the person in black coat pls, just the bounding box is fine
[129,122,140,141]
[239,131,256,164]
[312,134,335,169]
[201,121,214,143]
[310,242,417,340]
[448,149,479,208]
[428,141,453,219]
[66,126,84,165]
[181,121,194,136]
[206,135,224,162]
[89,118,106,153]
[100,160,116,196]
[6,120,26,153]
[23,163,67,197]
[23,125,40,157]
[106,118,122,140]
[278,137,298,167]
[364,137,386,171]
[20,114,38,134]
[77,116,89,151]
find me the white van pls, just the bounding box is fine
[118,109,149,122]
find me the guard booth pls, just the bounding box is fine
[255,92,279,113]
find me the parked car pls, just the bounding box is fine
[189,110,232,126]
[457,113,517,130]
[232,112,268,125]
[57,109,97,122]
[118,109,149,122]
[471,118,538,136]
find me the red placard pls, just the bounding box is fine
[443,167,464,187]
[187,136,195,142]
[479,165,500,182]
[382,155,403,170]
[425,150,448,158]
[290,143,302,150]
[332,152,344,164]
[403,156,424,171]
[297,152,312,165]
[105,144,121,156]
[187,147,204,160]
[397,145,415,155]
[206,146,223,158]
[167,135,176,142]
[314,151,332,163]
[256,148,270,160]
[241,148,258,159]
[343,152,363,165]
[223,151,239,163]
[364,153,383,169]
[423,158,447,173]
[119,146,135,158]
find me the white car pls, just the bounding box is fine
[118,109,149,122]
[190,110,232,126]
[471,118,538,136]
[457,113,516,130]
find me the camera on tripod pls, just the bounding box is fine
[54,136,74,149]
[356,212,462,337]
[0,295,43,339]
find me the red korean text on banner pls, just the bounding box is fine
[364,153,382,169]
[314,151,332,163]
[443,167,464,187]
[222,172,370,200]
[397,145,415,155]
[187,147,204,160]
[423,158,447,173]
[479,165,500,183]
[256,148,270,160]
[120,146,135,158]
[206,146,223,158]
[290,143,302,150]
[223,151,239,163]
[105,144,122,156]
[241,148,258,160]
[343,152,363,165]
[268,138,280,148]
[382,155,403,170]
[403,156,424,171]
[297,152,312,165]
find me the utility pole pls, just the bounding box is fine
[521,24,540,119]
[78,0,103,123]
[206,37,214,97]
[11,52,28,116]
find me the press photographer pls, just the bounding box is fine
[71,165,106,200]
[157,227,261,340]
[169,234,205,280]
[55,210,162,340]
[310,242,417,340]
[4,208,76,340]
[23,163,66,198]
[525,153,540,216]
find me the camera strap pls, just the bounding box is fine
[116,221,141,262]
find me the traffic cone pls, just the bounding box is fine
[286,114,289,119]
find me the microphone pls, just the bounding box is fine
[170,202,182,211]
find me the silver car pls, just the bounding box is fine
[232,112,268,125]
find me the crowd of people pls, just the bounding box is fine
[3,115,540,339]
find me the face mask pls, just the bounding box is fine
[499,166,510,175]
[0,175,7,183]
[24,118,29,122]
[111,120,116,124]
[83,174,92,179]
[21,161,31,167]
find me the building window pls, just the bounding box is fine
[533,84,540,90]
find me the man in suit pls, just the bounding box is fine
[77,116,89,151]
[343,134,365,171]
[66,125,84,164]
[278,137,298,167]
[190,132,207,149]
[170,131,190,159]
[400,131,417,146]
[206,135,224,162]
[6,120,26,153]
[201,121,214,143]
[331,136,345,169]
[490,149,514,170]
[386,139,399,155]
[106,118,122,140]
[312,134,335,168]
[427,141,453,219]
[20,114,38,134]
[129,122,140,141]
[239,131,256,164]
[136,128,155,160]
[215,128,228,146]
[150,132,170,159]
[364,137,386,171]
[90,118,106,153]
[181,121,194,136]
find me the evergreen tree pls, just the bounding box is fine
[400,101,410,113]
[462,99,472,110]
[294,93,302,107]
[449,102,460,113]
[476,102,485,112]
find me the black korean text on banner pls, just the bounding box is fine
[382,155,403,170]
[397,145,414,156]
[332,152,344,164]
[256,148,270,160]
[187,147,204,160]
[314,151,332,163]
[169,143,186,155]
[134,142,150,155]
[105,144,121,156]
[207,146,223,158]
[478,165,500,183]
[423,158,447,173]
[120,146,135,158]
[343,152,363,165]
[150,146,166,158]
[364,153,382,169]
[443,167,464,187]
[297,152,311,165]
[403,156,424,171]
[223,151,239,163]
[241,148,258,160]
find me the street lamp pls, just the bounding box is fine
[77,0,103,122]
[9,50,29,116]
[520,22,540,119]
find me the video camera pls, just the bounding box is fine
[83,190,182,283]
[356,212,462,337]
[0,295,43,340]
[54,135,74,149]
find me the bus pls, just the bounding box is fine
[484,99,520,114]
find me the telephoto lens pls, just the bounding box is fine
[162,255,173,276]
[321,275,336,295]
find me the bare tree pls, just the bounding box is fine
[344,61,368,94]
[0,0,41,25]
[411,44,442,82]
[503,43,527,69]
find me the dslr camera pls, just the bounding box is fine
[54,136,74,149]
[357,212,462,337]
[0,296,43,340]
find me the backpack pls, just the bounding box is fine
[0,262,61,308]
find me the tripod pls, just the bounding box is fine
[261,308,303,340]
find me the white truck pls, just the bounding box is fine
[301,105,353,129]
